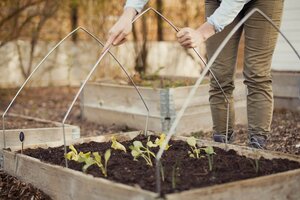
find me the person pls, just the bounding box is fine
[103,0,284,149]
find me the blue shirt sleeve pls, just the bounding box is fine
[207,0,250,32]
[125,0,149,13]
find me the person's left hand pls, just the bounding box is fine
[176,27,205,49]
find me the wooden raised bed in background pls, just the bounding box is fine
[0,114,80,150]
[81,79,247,134]
[272,71,300,111]
[3,132,300,200]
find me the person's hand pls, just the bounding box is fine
[177,27,205,48]
[102,8,137,52]
[176,22,216,49]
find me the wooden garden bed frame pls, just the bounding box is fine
[0,114,80,150]
[81,79,247,134]
[2,131,300,200]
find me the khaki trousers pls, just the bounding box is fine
[205,0,284,137]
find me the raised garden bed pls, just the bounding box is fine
[272,71,300,111]
[3,132,300,200]
[81,79,247,134]
[0,86,134,137]
[0,114,80,149]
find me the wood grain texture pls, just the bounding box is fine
[0,126,80,149]
[3,132,300,200]
[82,81,247,133]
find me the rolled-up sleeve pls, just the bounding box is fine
[207,0,249,32]
[125,0,149,13]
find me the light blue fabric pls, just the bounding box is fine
[207,0,251,32]
[125,0,148,13]
[125,0,251,32]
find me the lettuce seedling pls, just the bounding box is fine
[147,133,171,150]
[129,140,156,166]
[65,145,111,176]
[65,145,91,163]
[92,149,111,177]
[186,136,201,159]
[82,154,96,173]
[111,136,126,152]
[201,146,216,171]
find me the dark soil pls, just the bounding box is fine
[0,169,51,200]
[23,134,300,195]
[3,116,57,129]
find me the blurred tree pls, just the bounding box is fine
[70,0,79,42]
[132,16,148,75]
[0,0,60,78]
[156,0,163,41]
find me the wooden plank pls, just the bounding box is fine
[0,126,80,149]
[176,101,247,134]
[3,132,300,200]
[173,98,246,116]
[166,168,300,200]
[83,106,163,132]
[3,151,156,200]
[85,82,162,101]
[6,131,141,152]
[272,72,300,98]
[171,80,246,110]
[84,82,162,116]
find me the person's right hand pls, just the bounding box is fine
[102,8,137,52]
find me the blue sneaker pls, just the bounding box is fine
[213,131,235,143]
[249,135,267,149]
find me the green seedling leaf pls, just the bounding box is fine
[82,156,96,173]
[130,148,141,158]
[93,152,102,164]
[186,137,201,159]
[65,145,80,161]
[130,140,155,166]
[78,152,91,163]
[187,136,196,147]
[133,141,144,148]
[111,136,126,152]
[147,140,158,148]
[189,153,195,158]
[104,149,111,176]
[201,146,216,155]
[69,145,78,154]
[104,149,111,165]
[92,151,110,177]
[65,151,75,160]
[154,133,171,150]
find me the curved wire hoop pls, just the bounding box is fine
[154,8,300,196]
[1,27,150,157]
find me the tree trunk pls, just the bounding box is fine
[134,17,148,75]
[156,0,163,41]
[70,0,78,42]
